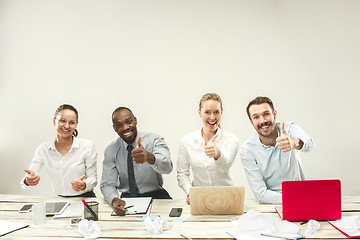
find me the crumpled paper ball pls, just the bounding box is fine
[78,219,101,239]
[144,216,170,233]
[306,220,320,234]
[354,216,360,230]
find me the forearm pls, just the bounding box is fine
[84,158,98,191]
[100,161,119,204]
[152,154,173,174]
[291,137,304,150]
[83,177,96,192]
[145,152,156,165]
[20,176,30,189]
[177,171,192,195]
[214,142,239,172]
[100,184,119,205]
[151,138,172,174]
[253,187,282,204]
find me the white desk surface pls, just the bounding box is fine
[1,194,360,239]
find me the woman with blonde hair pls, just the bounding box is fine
[177,93,239,204]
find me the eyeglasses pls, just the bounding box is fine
[57,118,77,127]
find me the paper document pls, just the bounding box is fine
[227,231,304,240]
[111,197,152,216]
[328,216,360,238]
[0,220,29,237]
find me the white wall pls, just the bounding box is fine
[1,0,359,199]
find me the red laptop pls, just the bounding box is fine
[275,179,342,221]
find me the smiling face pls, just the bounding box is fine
[112,109,138,144]
[198,99,223,133]
[53,109,78,139]
[248,103,277,138]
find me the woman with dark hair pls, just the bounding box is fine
[20,104,97,197]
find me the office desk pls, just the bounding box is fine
[1,194,360,239]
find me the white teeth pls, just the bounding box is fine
[124,132,132,136]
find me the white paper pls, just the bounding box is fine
[227,231,303,240]
[0,220,28,237]
[228,210,302,240]
[329,216,360,237]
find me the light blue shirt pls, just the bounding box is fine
[100,131,173,204]
[240,122,314,204]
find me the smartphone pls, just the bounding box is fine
[169,207,183,217]
[19,204,33,213]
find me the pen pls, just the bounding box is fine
[261,233,302,240]
[147,204,153,215]
[81,199,98,221]
[180,233,192,240]
[124,205,134,209]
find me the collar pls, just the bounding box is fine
[194,127,222,142]
[48,137,80,151]
[119,131,142,149]
[256,122,280,149]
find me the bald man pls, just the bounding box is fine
[100,107,173,215]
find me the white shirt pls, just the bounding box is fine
[177,128,239,195]
[240,122,314,204]
[20,137,97,196]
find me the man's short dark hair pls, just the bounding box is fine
[112,107,133,120]
[246,96,275,119]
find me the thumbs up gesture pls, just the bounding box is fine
[276,122,295,152]
[71,175,86,192]
[204,134,221,159]
[24,169,40,186]
[131,136,156,164]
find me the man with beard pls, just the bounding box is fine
[240,97,314,204]
[100,107,173,215]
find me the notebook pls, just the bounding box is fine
[111,197,152,216]
[275,179,341,221]
[190,186,245,215]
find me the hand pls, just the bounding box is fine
[24,169,40,186]
[276,122,295,152]
[112,197,127,216]
[204,134,220,159]
[131,136,155,164]
[186,194,190,205]
[71,175,86,192]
